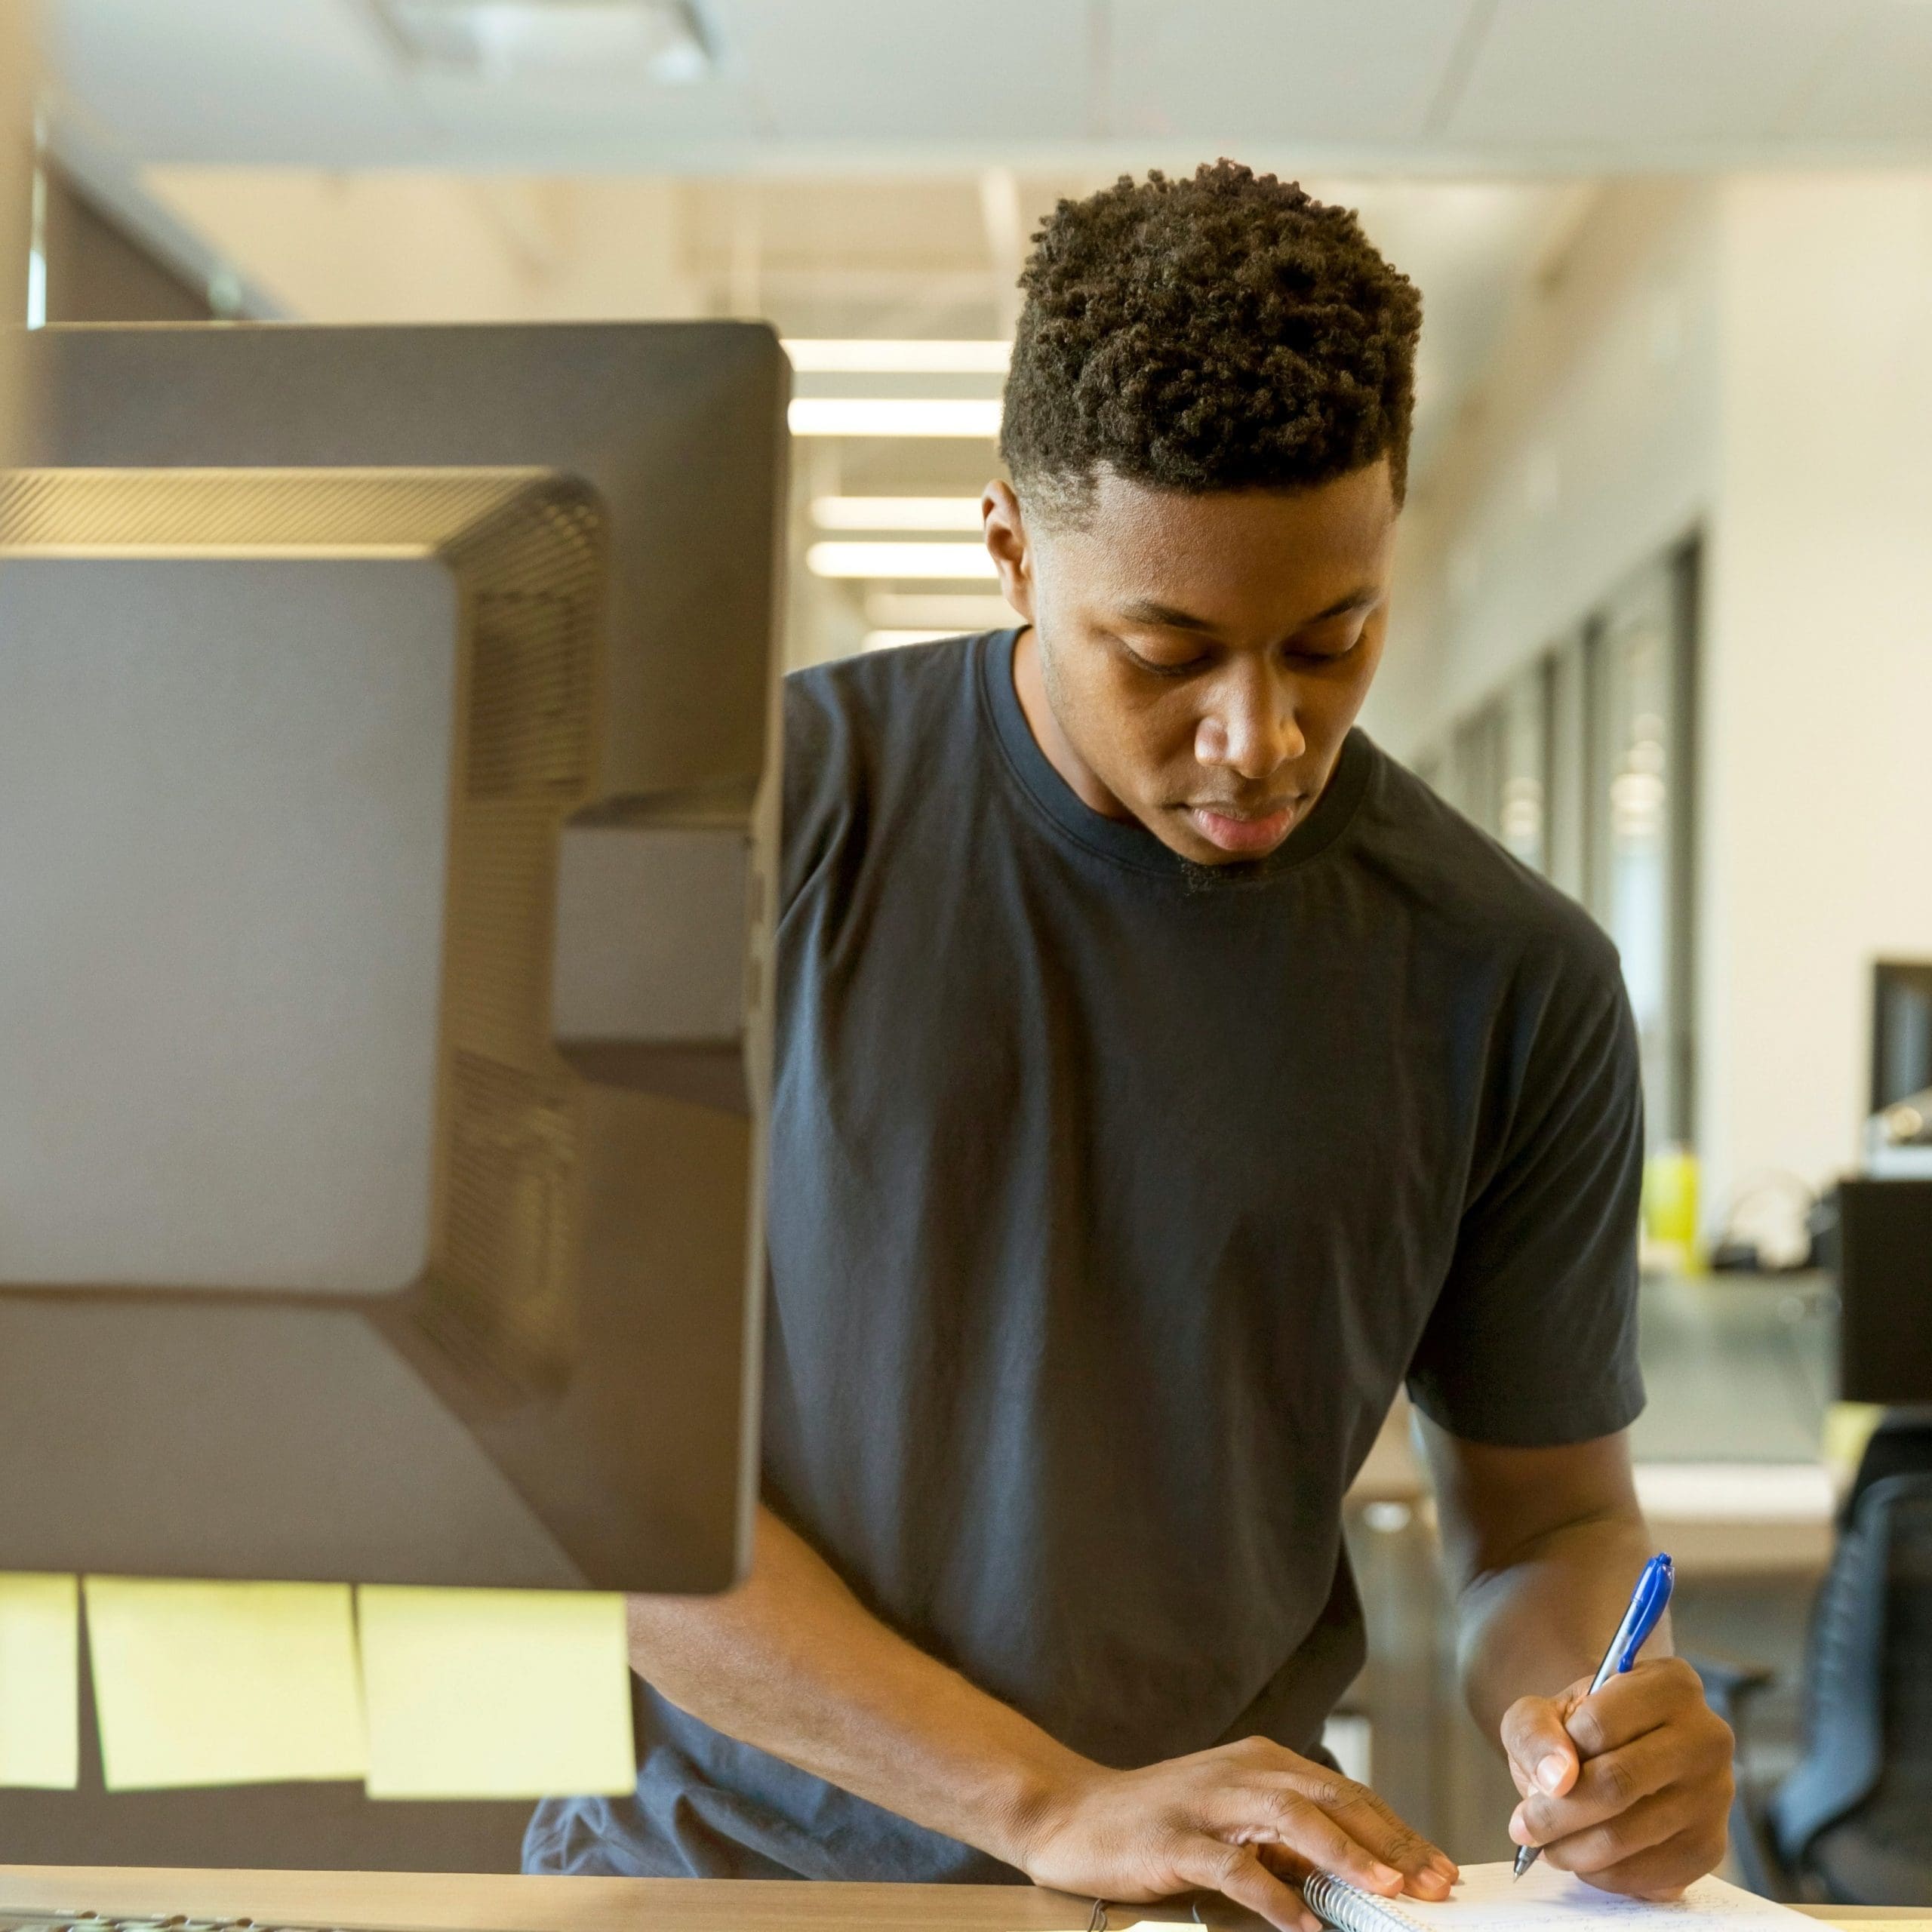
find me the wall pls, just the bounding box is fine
[142,168,701,323]
[45,168,211,321]
[1370,178,1721,755]
[1383,169,1932,1229]
[1703,174,1932,1209]
[0,0,32,457]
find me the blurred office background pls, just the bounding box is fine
[8,0,1932,1887]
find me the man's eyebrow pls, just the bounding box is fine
[1117,598,1219,633]
[1115,587,1383,633]
[1304,586,1384,623]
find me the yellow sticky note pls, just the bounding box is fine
[85,1577,366,1791]
[0,1574,80,1789]
[1823,1400,1885,1482]
[357,1586,635,1800]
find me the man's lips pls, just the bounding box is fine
[1186,799,1303,855]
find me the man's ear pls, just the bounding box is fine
[981,481,1035,624]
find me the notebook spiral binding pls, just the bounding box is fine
[1300,1873,1434,1932]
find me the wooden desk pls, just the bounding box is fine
[0,1870,1927,1932]
[6,1871,1122,1932]
[1346,1398,1837,1580]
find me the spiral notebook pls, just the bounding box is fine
[1299,1860,1815,1932]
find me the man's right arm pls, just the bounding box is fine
[625,1506,1458,1932]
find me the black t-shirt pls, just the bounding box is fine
[525,629,1645,1881]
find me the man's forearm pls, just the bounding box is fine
[1424,1422,1731,1895]
[630,1503,1460,1928]
[1420,1418,1658,1736]
[626,1503,1087,1865]
[1451,1508,1659,1737]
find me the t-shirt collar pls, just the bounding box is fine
[977,626,1372,883]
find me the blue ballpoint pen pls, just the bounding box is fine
[1512,1552,1676,1879]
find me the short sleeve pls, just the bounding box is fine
[778,669,855,918]
[1405,928,1647,1447]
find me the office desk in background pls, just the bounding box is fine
[1629,1271,1838,1571]
[0,1869,1926,1932]
[1349,1271,1841,1569]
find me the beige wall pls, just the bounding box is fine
[1704,174,1932,1212]
[142,168,704,324]
[1383,168,1932,1230]
[1371,180,1721,757]
[0,0,33,459]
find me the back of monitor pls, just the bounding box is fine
[0,325,788,1593]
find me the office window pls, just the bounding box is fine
[1496,659,1549,871]
[1449,701,1504,836]
[1543,632,1589,901]
[1439,665,1549,867]
[1411,540,1700,1155]
[1583,541,1700,1148]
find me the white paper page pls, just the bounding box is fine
[1349,1861,1810,1931]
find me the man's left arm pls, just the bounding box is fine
[1420,1418,1734,1899]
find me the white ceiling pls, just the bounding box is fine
[40,0,1932,174]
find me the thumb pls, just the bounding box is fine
[1500,1694,1580,1799]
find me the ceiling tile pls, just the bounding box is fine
[404,75,764,168]
[1446,0,1850,152]
[47,0,427,165]
[50,0,771,169]
[1788,1,1932,145]
[46,0,1932,171]
[1106,0,1478,144]
[717,0,1091,143]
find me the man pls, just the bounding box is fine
[527,163,1733,1923]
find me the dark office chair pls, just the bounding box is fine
[1700,1415,1932,1904]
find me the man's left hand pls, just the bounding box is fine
[1500,1657,1734,1899]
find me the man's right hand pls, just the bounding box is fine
[626,1514,1453,1929]
[1012,1737,1459,1932]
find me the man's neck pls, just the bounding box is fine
[1009,624,1134,823]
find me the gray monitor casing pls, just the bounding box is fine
[0,322,789,1594]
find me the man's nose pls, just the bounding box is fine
[1195,664,1306,780]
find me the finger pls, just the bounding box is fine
[1564,1659,1709,1759]
[1235,1770,1457,1891]
[1511,1724,1702,1846]
[1500,1695,1580,1799]
[1177,1838,1321,1932]
[1322,1786,1459,1897]
[1571,1824,1730,1900]
[1535,1787,1710,1877]
[1213,1786,1407,1897]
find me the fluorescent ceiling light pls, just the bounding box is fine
[806,543,998,580]
[811,496,983,531]
[863,629,955,652]
[785,340,1011,374]
[372,0,715,82]
[789,399,1003,439]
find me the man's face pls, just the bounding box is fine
[986,461,1398,866]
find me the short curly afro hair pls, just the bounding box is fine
[1000,162,1423,518]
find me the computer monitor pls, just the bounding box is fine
[1872,959,1932,1113]
[0,321,788,1594]
[1835,1177,1932,1405]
